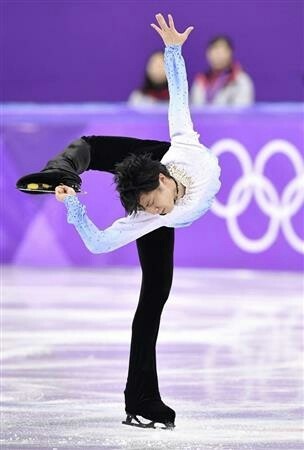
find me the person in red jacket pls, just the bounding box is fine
[190,35,255,106]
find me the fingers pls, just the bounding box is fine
[168,14,175,29]
[155,13,169,30]
[55,186,63,201]
[55,185,76,202]
[150,23,163,37]
[55,184,67,192]
[184,26,194,38]
[55,186,64,193]
[152,13,193,45]
[55,184,74,194]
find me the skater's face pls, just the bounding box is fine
[139,174,176,215]
[207,40,233,71]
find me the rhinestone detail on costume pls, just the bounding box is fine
[166,163,193,205]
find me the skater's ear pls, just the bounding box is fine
[159,173,165,181]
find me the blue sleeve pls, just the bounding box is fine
[164,44,200,143]
[63,195,166,253]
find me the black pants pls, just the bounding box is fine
[47,135,174,409]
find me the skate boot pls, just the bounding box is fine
[122,399,176,430]
[16,138,90,195]
[16,169,82,195]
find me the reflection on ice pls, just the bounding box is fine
[2,267,303,449]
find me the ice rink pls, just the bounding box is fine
[1,266,303,449]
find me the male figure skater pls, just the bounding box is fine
[16,14,221,429]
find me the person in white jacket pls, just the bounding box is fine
[190,35,255,106]
[16,13,221,430]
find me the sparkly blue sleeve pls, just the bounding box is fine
[63,195,165,253]
[164,44,199,142]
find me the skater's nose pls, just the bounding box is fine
[145,206,159,215]
[151,206,161,214]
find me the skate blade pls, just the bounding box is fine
[122,414,175,430]
[122,420,156,429]
[16,182,84,194]
[17,188,87,194]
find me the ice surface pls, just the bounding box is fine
[1,266,303,449]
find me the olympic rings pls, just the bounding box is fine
[211,139,304,254]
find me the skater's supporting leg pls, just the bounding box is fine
[124,226,175,420]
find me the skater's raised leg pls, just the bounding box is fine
[16,135,170,194]
[16,138,91,194]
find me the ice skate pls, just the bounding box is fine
[122,413,175,429]
[16,137,92,195]
[122,399,175,430]
[16,169,82,195]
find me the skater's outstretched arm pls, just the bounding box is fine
[55,186,167,253]
[151,14,199,143]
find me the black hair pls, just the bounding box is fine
[114,152,173,215]
[206,35,234,51]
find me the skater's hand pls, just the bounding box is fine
[55,184,76,202]
[151,13,194,46]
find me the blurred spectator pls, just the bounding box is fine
[128,51,169,105]
[190,36,255,106]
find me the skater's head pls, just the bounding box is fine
[206,35,234,71]
[114,153,178,216]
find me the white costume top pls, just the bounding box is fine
[63,44,221,253]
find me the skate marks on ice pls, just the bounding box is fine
[1,267,303,449]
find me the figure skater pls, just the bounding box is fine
[16,13,221,430]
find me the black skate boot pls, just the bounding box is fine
[122,399,176,430]
[16,138,90,195]
[16,170,82,195]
